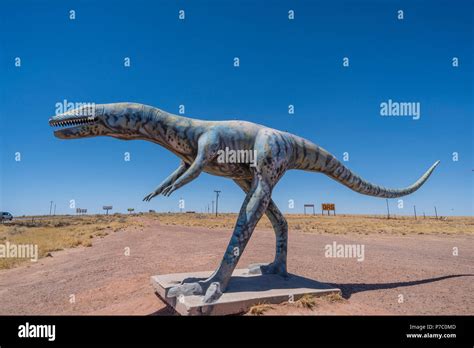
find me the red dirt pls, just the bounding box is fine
[0,218,472,315]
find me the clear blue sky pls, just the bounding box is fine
[1,0,472,216]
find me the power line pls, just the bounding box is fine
[214,190,221,216]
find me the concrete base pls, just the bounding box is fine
[151,268,341,315]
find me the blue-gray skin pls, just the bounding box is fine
[49,102,440,303]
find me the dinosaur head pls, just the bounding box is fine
[49,103,145,140]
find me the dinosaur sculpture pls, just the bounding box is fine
[49,102,440,303]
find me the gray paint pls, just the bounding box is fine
[49,102,440,303]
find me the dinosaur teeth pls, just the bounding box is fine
[50,116,98,128]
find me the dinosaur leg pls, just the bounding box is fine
[166,129,290,302]
[234,179,288,278]
[167,175,272,302]
[143,161,188,201]
[249,203,289,277]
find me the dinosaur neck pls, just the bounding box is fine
[146,107,202,152]
[105,103,203,158]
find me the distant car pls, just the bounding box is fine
[1,212,13,222]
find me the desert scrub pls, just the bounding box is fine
[152,213,474,235]
[323,292,344,303]
[247,303,274,315]
[0,215,139,269]
[295,294,317,309]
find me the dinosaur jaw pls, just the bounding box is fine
[49,115,105,139]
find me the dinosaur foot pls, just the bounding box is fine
[248,262,289,279]
[167,280,223,304]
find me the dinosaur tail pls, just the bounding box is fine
[292,136,440,199]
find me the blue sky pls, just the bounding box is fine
[1,0,472,216]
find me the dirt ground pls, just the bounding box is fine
[0,216,472,315]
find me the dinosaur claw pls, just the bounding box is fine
[167,282,203,298]
[143,192,157,202]
[161,185,176,197]
[248,262,289,278]
[203,282,223,303]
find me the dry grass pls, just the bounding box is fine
[295,294,317,309]
[289,292,345,312]
[0,215,142,269]
[151,213,474,235]
[247,303,274,315]
[322,292,344,303]
[247,292,345,315]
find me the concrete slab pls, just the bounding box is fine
[151,268,341,315]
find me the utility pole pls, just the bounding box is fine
[214,190,221,217]
[49,201,53,216]
[385,199,390,219]
[211,201,214,214]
